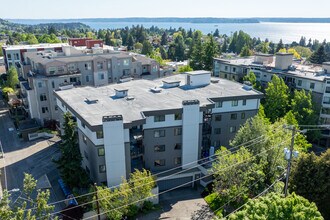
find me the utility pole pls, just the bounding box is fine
[94,183,101,220]
[284,125,296,197]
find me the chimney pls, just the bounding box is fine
[275,53,293,70]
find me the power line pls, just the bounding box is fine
[27,133,272,211]
[74,137,293,220]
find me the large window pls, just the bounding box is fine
[97,62,103,70]
[242,99,247,106]
[98,147,105,156]
[154,115,165,122]
[174,128,182,136]
[154,159,165,167]
[298,80,302,86]
[99,165,106,173]
[214,128,221,134]
[98,73,104,80]
[40,94,47,101]
[154,145,165,152]
[174,113,182,120]
[215,115,222,121]
[230,126,236,133]
[154,130,165,138]
[96,131,103,139]
[174,157,182,165]
[232,100,238,106]
[174,143,182,150]
[41,107,48,114]
[326,87,330,93]
[215,101,223,108]
[310,82,315,89]
[231,113,237,120]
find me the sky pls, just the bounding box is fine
[2,0,330,19]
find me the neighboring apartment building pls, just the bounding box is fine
[18,44,160,125]
[214,53,330,146]
[54,71,263,190]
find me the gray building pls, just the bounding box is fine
[19,45,160,125]
[54,71,263,189]
[214,53,330,146]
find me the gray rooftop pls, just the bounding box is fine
[55,74,262,126]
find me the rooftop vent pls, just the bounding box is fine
[119,77,132,83]
[211,79,220,83]
[243,81,253,91]
[126,96,135,101]
[85,98,99,104]
[115,88,128,98]
[150,87,162,93]
[162,80,181,88]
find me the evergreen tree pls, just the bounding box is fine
[141,40,153,55]
[160,32,167,46]
[174,34,185,61]
[54,112,89,188]
[203,35,218,70]
[309,45,327,64]
[213,28,220,37]
[190,38,204,70]
[299,36,306,47]
[159,46,167,60]
[240,44,252,57]
[307,38,312,48]
[127,34,135,50]
[276,39,284,52]
[221,39,228,53]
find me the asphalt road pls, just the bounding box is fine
[0,96,66,213]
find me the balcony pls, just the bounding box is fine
[130,144,144,157]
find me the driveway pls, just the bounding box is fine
[139,187,214,220]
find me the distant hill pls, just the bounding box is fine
[8,17,330,25]
[0,18,91,32]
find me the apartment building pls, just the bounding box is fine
[54,71,263,190]
[214,53,330,145]
[19,44,160,125]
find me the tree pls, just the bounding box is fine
[229,193,323,220]
[178,65,193,73]
[264,75,290,122]
[160,32,167,46]
[0,173,55,219]
[141,40,153,55]
[7,66,19,89]
[159,46,167,60]
[96,169,155,220]
[279,48,301,59]
[190,37,204,70]
[290,149,330,219]
[243,71,261,91]
[127,34,135,50]
[299,36,306,47]
[174,34,185,61]
[228,31,251,54]
[309,45,328,64]
[54,112,89,188]
[134,42,143,51]
[213,29,220,37]
[203,35,218,70]
[294,46,313,58]
[240,44,252,57]
[276,39,284,52]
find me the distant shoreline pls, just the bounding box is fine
[7,17,330,24]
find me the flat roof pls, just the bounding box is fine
[4,43,68,51]
[55,74,262,127]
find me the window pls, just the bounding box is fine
[107,62,111,69]
[230,126,236,133]
[7,54,12,60]
[154,159,165,167]
[174,128,182,136]
[225,66,228,71]
[174,157,182,165]
[86,75,90,82]
[41,107,48,114]
[232,100,238,106]
[68,64,76,71]
[215,101,223,108]
[326,87,330,93]
[233,67,236,72]
[85,63,91,70]
[231,113,237,120]
[38,82,43,88]
[174,143,182,150]
[224,74,228,79]
[84,151,89,160]
[214,140,221,147]
[242,99,246,106]
[241,112,246,119]
[174,113,182,120]
[215,115,222,121]
[123,59,129,66]
[310,82,315,89]
[99,165,106,173]
[98,73,104,80]
[298,80,302,86]
[154,145,165,152]
[154,130,165,138]
[49,67,56,75]
[81,121,86,128]
[83,135,87,144]
[97,62,103,70]
[324,97,330,104]
[54,106,58,111]
[96,131,103,139]
[214,128,221,134]
[51,81,55,89]
[98,147,105,156]
[154,115,165,122]
[40,94,47,101]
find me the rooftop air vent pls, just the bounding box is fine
[150,87,162,93]
[162,80,181,88]
[126,96,135,101]
[243,81,253,91]
[115,88,128,98]
[211,79,220,83]
[85,98,99,104]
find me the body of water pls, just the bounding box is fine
[10,19,330,43]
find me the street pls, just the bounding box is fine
[0,95,66,213]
